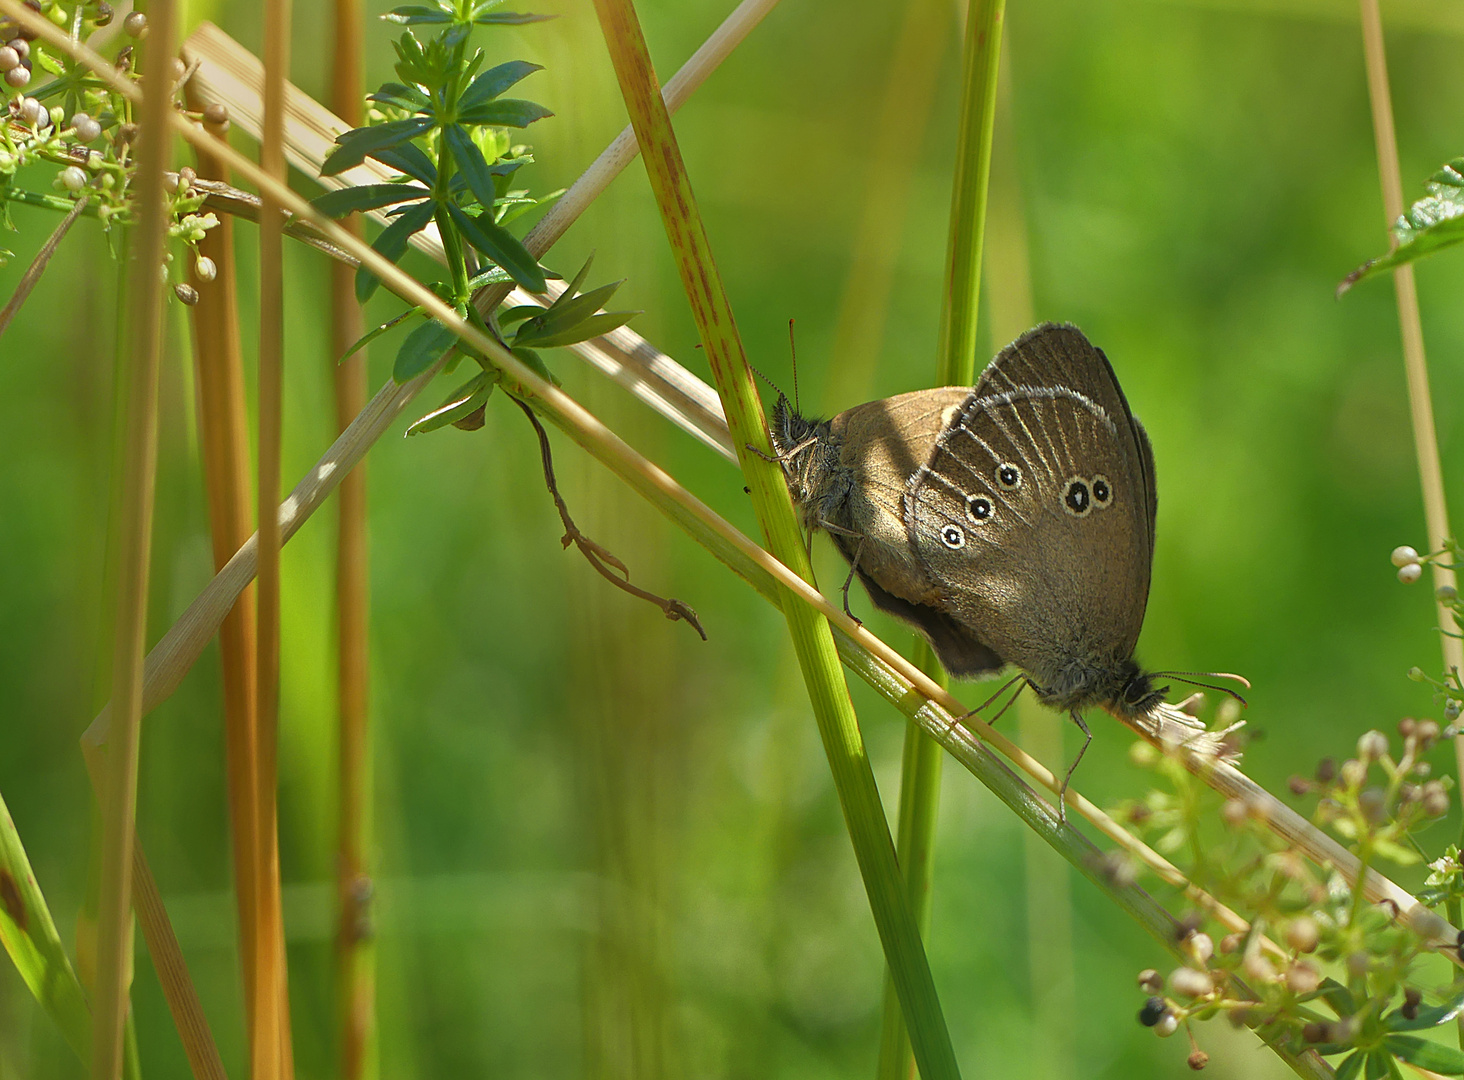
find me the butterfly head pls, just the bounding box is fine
[1111,660,1167,719]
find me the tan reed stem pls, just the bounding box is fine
[90,3,175,1078]
[252,0,294,1076]
[1356,0,1464,792]
[329,0,376,1074]
[184,83,263,1037]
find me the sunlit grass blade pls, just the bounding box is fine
[588,0,962,1076]
[0,788,92,1060]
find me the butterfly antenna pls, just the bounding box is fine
[788,318,801,413]
[747,360,784,398]
[1152,670,1251,707]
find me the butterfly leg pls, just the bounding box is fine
[817,519,867,624]
[965,674,1027,726]
[1057,710,1094,824]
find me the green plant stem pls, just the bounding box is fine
[91,4,176,1078]
[587,1,961,1077]
[936,0,1006,374]
[877,3,1005,1076]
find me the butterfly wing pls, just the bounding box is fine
[905,323,1157,700]
[823,389,1008,677]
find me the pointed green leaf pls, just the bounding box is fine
[339,307,423,363]
[405,372,494,435]
[1340,158,1464,293]
[444,123,498,212]
[515,309,639,349]
[446,201,545,292]
[323,117,435,176]
[0,790,91,1060]
[356,199,436,303]
[497,304,541,328]
[472,11,553,25]
[366,81,432,112]
[456,98,553,129]
[373,143,438,186]
[312,184,430,218]
[511,345,554,384]
[1385,1035,1464,1073]
[458,60,542,114]
[1335,1051,1365,1080]
[394,314,461,383]
[383,4,453,24]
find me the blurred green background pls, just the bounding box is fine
[3,0,1464,1076]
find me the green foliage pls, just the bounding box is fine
[1340,159,1464,293]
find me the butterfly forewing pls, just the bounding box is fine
[904,324,1156,694]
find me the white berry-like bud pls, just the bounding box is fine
[1154,1013,1179,1038]
[1170,968,1212,998]
[8,39,28,59]
[17,96,42,125]
[71,112,101,142]
[1286,962,1321,995]
[194,255,217,281]
[1285,916,1319,953]
[1357,730,1388,762]
[1392,545,1421,567]
[0,44,18,71]
[58,165,86,191]
[3,64,27,88]
[1340,758,1366,788]
[1187,933,1214,965]
[123,11,147,37]
[1399,563,1424,584]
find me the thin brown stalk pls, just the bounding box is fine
[91,3,176,1078]
[183,85,263,1037]
[328,0,374,1075]
[252,0,293,1077]
[0,195,87,339]
[1357,0,1464,789]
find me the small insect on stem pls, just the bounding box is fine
[511,397,707,640]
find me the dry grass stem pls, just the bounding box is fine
[1357,0,1464,790]
[89,4,177,1078]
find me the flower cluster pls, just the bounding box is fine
[1116,724,1462,1074]
[0,2,220,289]
[1390,541,1463,722]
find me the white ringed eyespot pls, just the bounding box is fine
[1091,474,1112,508]
[966,495,993,523]
[940,524,966,549]
[1062,477,1091,517]
[995,462,1022,490]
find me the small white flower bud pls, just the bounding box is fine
[0,44,18,71]
[57,165,85,191]
[3,64,27,88]
[1154,1013,1180,1038]
[1286,962,1320,995]
[122,11,147,37]
[1340,758,1366,788]
[1170,968,1212,998]
[1399,563,1424,584]
[1187,933,1214,965]
[1285,917,1319,953]
[194,255,217,282]
[71,112,101,142]
[1357,729,1388,762]
[1392,545,1421,567]
[17,96,42,125]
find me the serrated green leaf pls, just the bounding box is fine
[33,45,63,76]
[394,314,461,383]
[444,123,498,212]
[356,199,436,303]
[323,117,434,176]
[466,265,512,291]
[458,60,542,114]
[457,98,553,129]
[312,183,430,217]
[0,790,91,1061]
[405,372,494,435]
[446,201,545,292]
[1385,1034,1464,1073]
[515,310,639,350]
[1388,988,1464,1032]
[1340,158,1464,293]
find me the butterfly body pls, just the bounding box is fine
[771,322,1165,725]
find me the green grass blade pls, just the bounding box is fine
[588,1,962,1077]
[0,788,92,1061]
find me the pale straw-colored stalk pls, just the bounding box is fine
[1356,0,1464,793]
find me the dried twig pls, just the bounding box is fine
[511,396,706,639]
[0,195,88,339]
